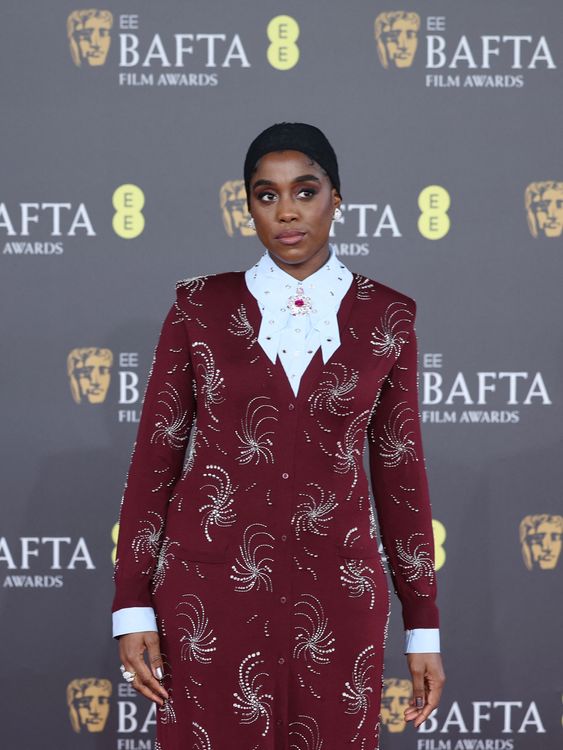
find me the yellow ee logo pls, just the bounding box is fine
[267,15,300,70]
[418,185,450,240]
[111,522,119,564]
[432,518,446,570]
[112,184,145,239]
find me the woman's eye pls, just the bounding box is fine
[257,188,317,203]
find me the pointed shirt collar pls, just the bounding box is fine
[244,247,354,365]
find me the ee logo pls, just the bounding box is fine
[418,185,450,240]
[433,518,446,570]
[111,522,119,564]
[112,184,145,239]
[267,15,300,70]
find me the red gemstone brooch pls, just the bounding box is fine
[287,285,314,316]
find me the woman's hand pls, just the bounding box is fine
[118,631,170,706]
[404,653,446,728]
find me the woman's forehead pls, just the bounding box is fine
[252,150,324,176]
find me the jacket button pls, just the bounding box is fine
[282,472,289,479]
[281,534,287,542]
[276,719,283,726]
[288,403,295,410]
[280,595,287,604]
[278,656,285,665]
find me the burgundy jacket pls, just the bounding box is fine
[112,270,439,632]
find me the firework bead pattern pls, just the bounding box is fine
[112,264,439,749]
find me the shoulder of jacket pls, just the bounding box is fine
[353,271,417,317]
[175,270,241,297]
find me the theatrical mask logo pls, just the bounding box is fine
[380,677,411,733]
[67,677,112,732]
[525,181,563,238]
[374,12,420,69]
[67,347,114,404]
[220,180,255,237]
[520,514,562,570]
[67,9,113,67]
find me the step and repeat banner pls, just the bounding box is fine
[1,2,561,749]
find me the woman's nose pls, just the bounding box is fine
[276,196,299,222]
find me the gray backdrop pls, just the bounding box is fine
[1,2,561,748]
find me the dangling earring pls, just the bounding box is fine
[246,216,255,229]
[333,207,342,221]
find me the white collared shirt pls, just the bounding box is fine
[244,246,353,398]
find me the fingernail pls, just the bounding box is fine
[155,667,163,679]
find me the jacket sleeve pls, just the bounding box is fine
[111,292,196,634]
[367,298,440,633]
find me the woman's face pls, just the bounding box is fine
[248,149,341,268]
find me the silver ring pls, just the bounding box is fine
[120,664,136,683]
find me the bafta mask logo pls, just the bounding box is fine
[220,180,255,237]
[374,11,420,69]
[67,9,113,67]
[380,677,411,733]
[525,181,563,238]
[67,347,113,404]
[67,677,112,733]
[520,514,563,570]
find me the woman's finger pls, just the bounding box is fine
[126,655,167,705]
[145,632,165,681]
[144,633,169,700]
[410,663,426,713]
[412,696,437,728]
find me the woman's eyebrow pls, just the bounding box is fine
[252,174,321,189]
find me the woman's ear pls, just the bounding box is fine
[332,188,342,210]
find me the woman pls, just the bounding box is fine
[112,121,446,749]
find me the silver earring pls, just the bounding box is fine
[246,216,255,229]
[333,207,342,221]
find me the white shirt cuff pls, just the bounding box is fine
[404,628,440,654]
[112,607,158,639]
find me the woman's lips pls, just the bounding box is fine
[276,232,306,245]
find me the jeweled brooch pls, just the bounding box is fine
[287,285,314,316]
